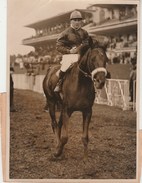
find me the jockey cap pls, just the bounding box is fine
[70,10,83,20]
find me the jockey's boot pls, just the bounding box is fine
[54,70,65,92]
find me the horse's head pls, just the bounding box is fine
[89,47,108,89]
[78,43,108,89]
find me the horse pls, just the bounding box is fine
[43,42,108,160]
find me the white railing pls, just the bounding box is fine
[13,74,45,92]
[95,79,130,110]
[13,74,136,111]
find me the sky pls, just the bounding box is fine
[7,0,96,55]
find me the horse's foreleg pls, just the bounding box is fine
[48,102,57,132]
[82,109,92,161]
[57,112,63,140]
[48,101,60,145]
[54,109,69,157]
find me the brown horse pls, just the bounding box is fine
[43,43,108,159]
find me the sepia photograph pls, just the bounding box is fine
[6,0,141,182]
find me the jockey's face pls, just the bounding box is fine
[71,19,82,30]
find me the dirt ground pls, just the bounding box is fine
[10,89,136,179]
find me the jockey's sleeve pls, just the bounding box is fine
[56,42,70,54]
[56,28,90,54]
[56,32,71,54]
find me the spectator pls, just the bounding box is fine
[10,54,16,68]
[15,54,24,69]
[10,67,16,112]
[129,61,136,102]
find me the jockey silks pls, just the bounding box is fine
[56,27,90,54]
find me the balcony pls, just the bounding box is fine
[22,23,91,46]
[22,34,59,46]
[23,17,137,47]
[86,17,137,35]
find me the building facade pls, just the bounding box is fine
[86,4,137,64]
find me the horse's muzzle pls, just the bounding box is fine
[93,72,106,89]
[94,80,105,89]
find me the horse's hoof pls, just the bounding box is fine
[50,152,64,162]
[51,126,55,134]
[53,148,63,158]
[53,151,62,158]
[83,154,89,164]
[83,157,88,162]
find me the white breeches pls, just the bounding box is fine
[60,54,79,72]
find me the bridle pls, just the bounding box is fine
[78,47,107,81]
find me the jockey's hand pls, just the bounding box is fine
[70,47,78,54]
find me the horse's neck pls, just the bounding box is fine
[68,63,79,80]
[68,63,92,85]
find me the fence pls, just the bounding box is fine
[13,74,45,93]
[95,79,130,110]
[13,74,136,111]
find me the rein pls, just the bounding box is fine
[78,65,92,79]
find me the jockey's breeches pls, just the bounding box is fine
[60,54,79,72]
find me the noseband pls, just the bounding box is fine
[91,67,107,80]
[78,48,107,81]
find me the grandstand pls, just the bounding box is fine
[11,4,137,75]
[10,4,137,75]
[22,4,137,64]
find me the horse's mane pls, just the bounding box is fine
[77,36,110,66]
[79,36,107,59]
[79,44,90,58]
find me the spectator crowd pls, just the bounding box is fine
[10,49,62,76]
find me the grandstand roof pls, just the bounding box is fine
[88,4,137,9]
[25,9,93,29]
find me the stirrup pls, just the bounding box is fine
[54,85,61,92]
[54,79,63,92]
[54,82,62,92]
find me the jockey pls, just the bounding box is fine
[54,10,90,92]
